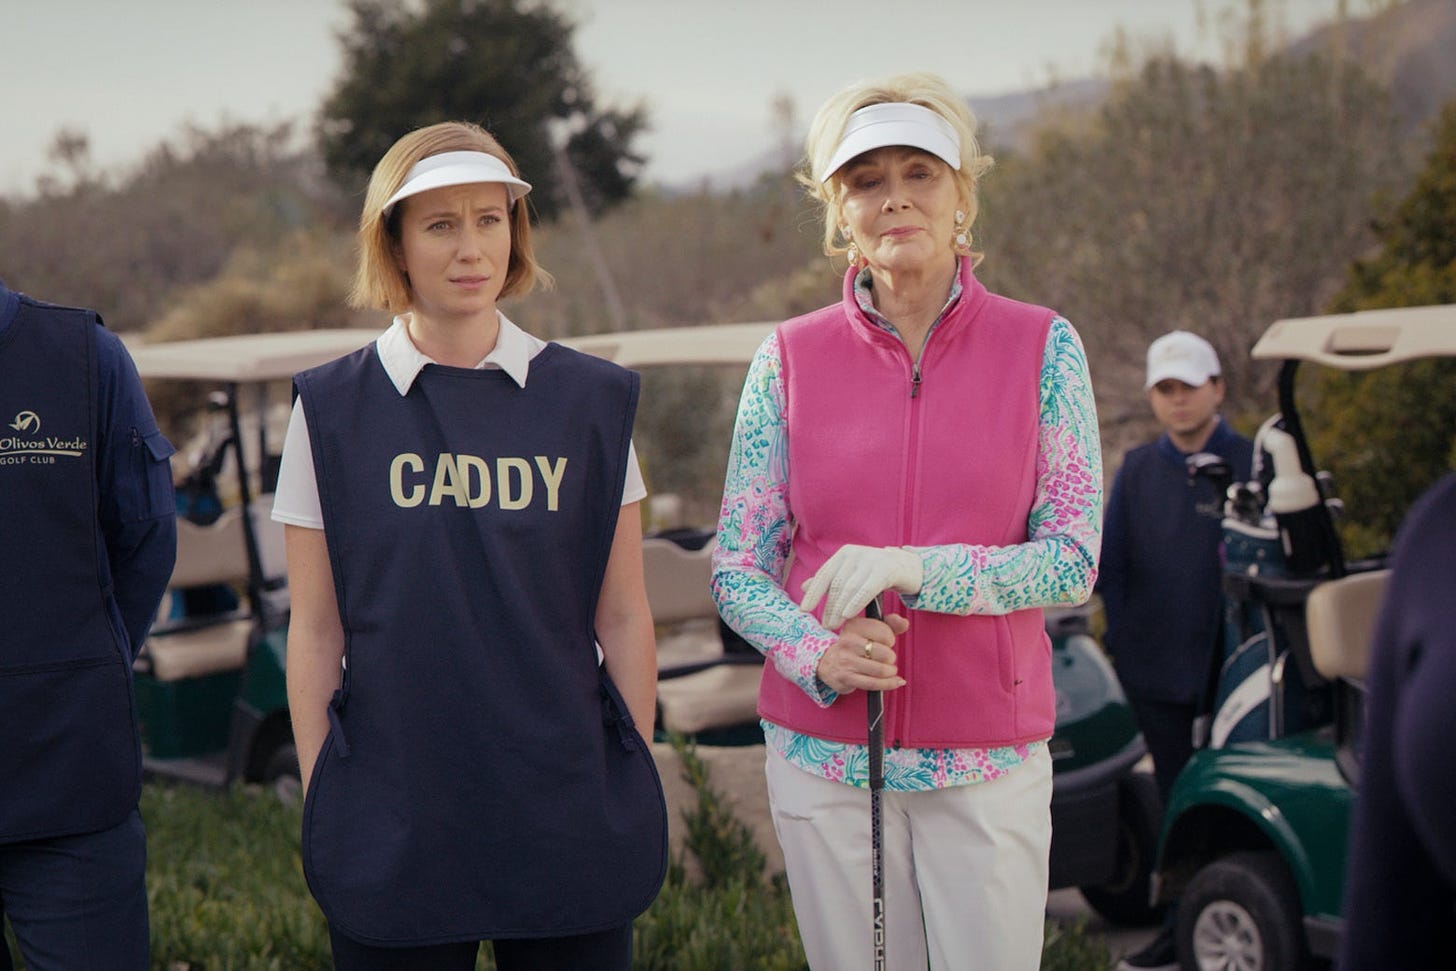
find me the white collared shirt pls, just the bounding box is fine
[271,313,647,529]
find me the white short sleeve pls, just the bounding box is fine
[270,398,324,528]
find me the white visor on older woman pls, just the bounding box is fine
[818,102,962,183]
[382,150,532,217]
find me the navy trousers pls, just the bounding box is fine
[0,810,148,971]
[1129,697,1198,805]
[328,922,633,971]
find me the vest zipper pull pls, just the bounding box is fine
[910,364,922,399]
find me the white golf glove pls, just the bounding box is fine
[799,544,924,631]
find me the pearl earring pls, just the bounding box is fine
[953,211,969,253]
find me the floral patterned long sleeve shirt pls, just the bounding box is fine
[712,267,1103,791]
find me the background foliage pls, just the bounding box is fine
[3,1,1444,493]
[0,124,351,333]
[978,51,1407,457]
[1304,101,1456,556]
[318,0,646,221]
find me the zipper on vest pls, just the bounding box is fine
[894,347,927,746]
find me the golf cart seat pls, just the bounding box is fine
[644,536,762,736]
[658,663,763,735]
[643,536,718,626]
[1305,569,1388,684]
[1305,568,1387,785]
[139,502,283,682]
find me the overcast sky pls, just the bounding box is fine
[1,0,1347,196]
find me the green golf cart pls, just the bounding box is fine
[1148,304,1456,969]
[129,328,380,791]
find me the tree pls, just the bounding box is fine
[0,122,349,332]
[977,51,1408,458]
[317,0,645,220]
[1304,99,1456,557]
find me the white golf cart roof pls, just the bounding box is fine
[561,321,775,367]
[1252,304,1456,370]
[129,328,383,382]
[129,321,777,382]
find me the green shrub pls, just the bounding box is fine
[1040,917,1115,971]
[143,783,330,970]
[5,774,1111,969]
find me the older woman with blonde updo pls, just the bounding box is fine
[273,121,666,970]
[712,74,1103,970]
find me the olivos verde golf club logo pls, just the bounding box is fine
[0,408,88,467]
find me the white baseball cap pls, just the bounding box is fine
[818,102,962,183]
[382,150,532,218]
[1145,331,1221,390]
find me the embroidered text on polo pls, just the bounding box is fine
[389,453,568,509]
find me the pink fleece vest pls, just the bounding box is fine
[760,261,1056,749]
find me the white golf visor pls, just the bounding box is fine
[818,102,962,183]
[382,150,532,217]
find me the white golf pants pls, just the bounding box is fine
[765,744,1052,970]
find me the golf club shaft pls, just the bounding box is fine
[866,597,886,970]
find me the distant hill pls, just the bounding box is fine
[978,0,1456,153]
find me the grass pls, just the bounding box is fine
[5,745,1112,969]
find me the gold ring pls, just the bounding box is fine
[863,641,875,659]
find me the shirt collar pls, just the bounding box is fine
[376,311,543,396]
[1158,415,1227,459]
[851,257,964,335]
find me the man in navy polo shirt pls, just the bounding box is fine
[1102,331,1254,971]
[0,279,176,970]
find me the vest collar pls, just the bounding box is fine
[840,256,989,348]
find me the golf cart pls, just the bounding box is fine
[129,328,381,790]
[572,322,1164,927]
[1147,304,1456,969]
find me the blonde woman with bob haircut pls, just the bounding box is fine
[273,120,666,971]
[712,73,1102,970]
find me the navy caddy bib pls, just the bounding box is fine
[296,341,667,944]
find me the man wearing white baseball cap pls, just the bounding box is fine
[1101,330,1253,970]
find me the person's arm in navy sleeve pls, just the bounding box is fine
[1098,461,1131,650]
[1339,478,1456,967]
[95,326,177,658]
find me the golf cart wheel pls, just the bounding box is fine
[1080,772,1165,927]
[1176,850,1307,971]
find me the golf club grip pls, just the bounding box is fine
[865,598,886,969]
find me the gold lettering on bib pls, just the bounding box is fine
[390,453,425,507]
[457,454,490,508]
[534,456,567,511]
[390,452,568,511]
[496,457,532,510]
[429,453,465,506]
